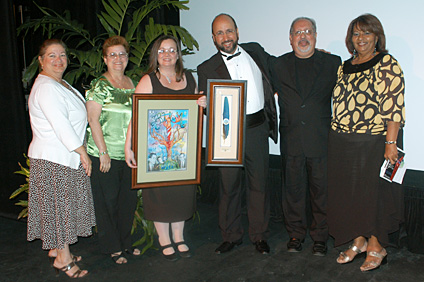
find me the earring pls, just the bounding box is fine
[353,49,357,59]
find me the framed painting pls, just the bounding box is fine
[206,79,247,167]
[131,94,203,188]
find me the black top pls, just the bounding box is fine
[295,54,316,99]
[343,52,385,74]
[149,70,196,94]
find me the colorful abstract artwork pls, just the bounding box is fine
[146,109,189,173]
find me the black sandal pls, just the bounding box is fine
[160,244,178,261]
[111,252,127,264]
[124,247,141,257]
[175,241,192,258]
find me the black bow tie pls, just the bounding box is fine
[222,51,241,61]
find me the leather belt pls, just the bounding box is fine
[246,109,265,128]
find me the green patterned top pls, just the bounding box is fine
[331,53,405,135]
[85,76,136,160]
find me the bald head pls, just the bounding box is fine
[211,13,239,54]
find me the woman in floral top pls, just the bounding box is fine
[327,14,405,272]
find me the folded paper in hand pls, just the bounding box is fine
[380,147,406,184]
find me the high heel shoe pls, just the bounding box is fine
[337,241,368,264]
[360,248,388,272]
[53,261,88,278]
[174,241,191,258]
[160,244,178,261]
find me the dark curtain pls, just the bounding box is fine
[403,170,424,254]
[0,0,30,218]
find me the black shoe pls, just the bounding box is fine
[312,241,327,256]
[175,241,192,258]
[160,244,178,261]
[215,239,242,254]
[287,238,303,252]
[254,240,270,254]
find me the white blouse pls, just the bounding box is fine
[28,74,87,169]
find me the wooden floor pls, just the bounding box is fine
[1,201,424,282]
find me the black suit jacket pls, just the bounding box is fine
[270,50,341,157]
[197,42,278,143]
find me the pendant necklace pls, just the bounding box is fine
[108,73,126,88]
[158,68,175,84]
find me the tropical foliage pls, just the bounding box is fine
[18,0,199,85]
[9,155,30,220]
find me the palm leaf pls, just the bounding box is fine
[17,207,28,220]
[22,57,40,84]
[9,184,29,199]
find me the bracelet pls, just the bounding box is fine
[385,141,396,145]
[99,150,109,156]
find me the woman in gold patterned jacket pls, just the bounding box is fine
[327,14,405,272]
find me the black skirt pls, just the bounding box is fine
[327,130,403,247]
[142,185,196,222]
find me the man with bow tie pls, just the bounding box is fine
[197,13,277,255]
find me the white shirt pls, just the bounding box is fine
[221,46,264,114]
[28,74,87,169]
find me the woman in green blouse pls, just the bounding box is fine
[86,36,140,264]
[327,14,405,272]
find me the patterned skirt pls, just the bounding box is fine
[27,158,96,250]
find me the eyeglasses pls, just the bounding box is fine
[214,29,236,37]
[106,52,128,59]
[292,29,314,36]
[158,48,177,55]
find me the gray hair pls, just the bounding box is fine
[289,17,317,34]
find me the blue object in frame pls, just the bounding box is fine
[222,96,230,139]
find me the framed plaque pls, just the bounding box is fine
[132,94,203,188]
[206,79,247,167]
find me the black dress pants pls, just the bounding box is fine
[90,156,138,254]
[218,121,270,243]
[281,154,328,242]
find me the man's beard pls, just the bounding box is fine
[297,38,312,53]
[216,37,239,54]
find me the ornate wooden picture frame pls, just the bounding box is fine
[131,94,203,188]
[206,79,247,167]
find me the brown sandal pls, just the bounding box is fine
[53,261,88,278]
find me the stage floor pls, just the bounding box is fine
[1,201,423,282]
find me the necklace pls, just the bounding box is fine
[158,68,175,84]
[107,73,126,88]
